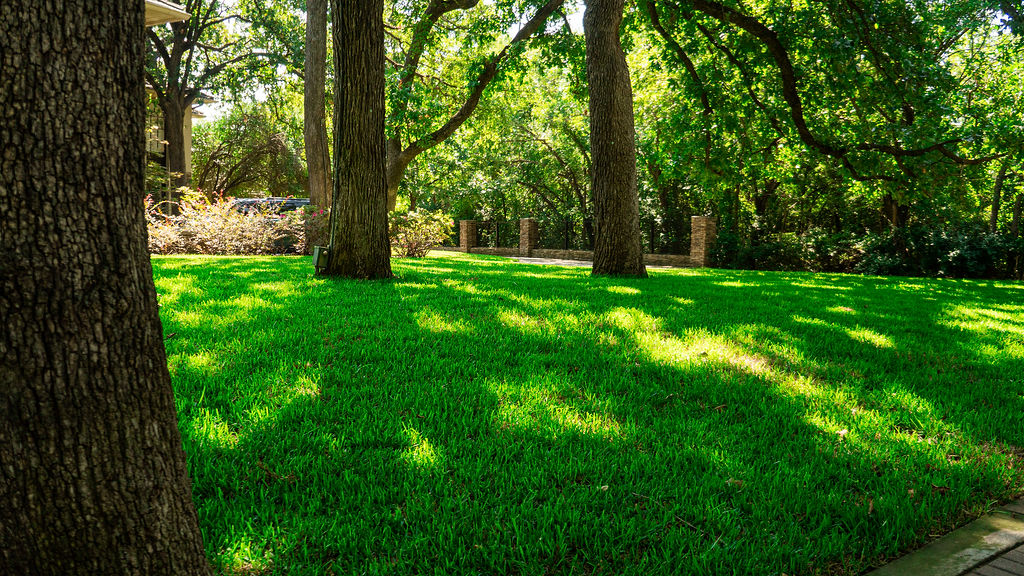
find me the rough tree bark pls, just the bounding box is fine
[991,160,1009,232]
[1013,192,1022,239]
[1012,192,1023,279]
[0,1,211,574]
[882,192,909,230]
[162,94,190,188]
[322,0,392,278]
[305,0,332,207]
[584,0,648,276]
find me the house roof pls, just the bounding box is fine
[146,0,189,26]
[145,84,218,105]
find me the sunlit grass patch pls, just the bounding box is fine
[153,253,1024,576]
[846,327,895,348]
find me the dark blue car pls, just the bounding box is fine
[230,197,310,215]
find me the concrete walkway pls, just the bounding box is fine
[966,543,1024,576]
[513,257,593,267]
[869,499,1024,576]
[511,257,679,270]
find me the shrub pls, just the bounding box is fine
[289,205,331,255]
[747,233,809,271]
[145,189,326,256]
[710,231,808,271]
[708,230,745,269]
[389,209,454,258]
[804,229,863,273]
[855,225,1018,278]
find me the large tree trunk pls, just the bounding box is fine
[990,160,1009,233]
[323,0,392,278]
[162,93,190,189]
[0,2,211,574]
[305,0,332,207]
[882,192,909,229]
[584,0,647,276]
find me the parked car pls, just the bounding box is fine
[230,197,310,215]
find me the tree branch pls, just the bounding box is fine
[655,0,1002,173]
[647,1,718,169]
[147,28,173,69]
[407,0,565,155]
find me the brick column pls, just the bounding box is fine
[519,218,539,256]
[690,216,717,267]
[459,220,478,252]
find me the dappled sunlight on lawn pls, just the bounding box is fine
[152,253,1024,576]
[943,304,1024,338]
[602,306,661,333]
[791,314,831,328]
[496,308,556,336]
[488,376,627,442]
[791,281,855,291]
[221,536,275,576]
[713,280,757,288]
[169,291,284,330]
[633,327,774,377]
[606,285,641,295]
[416,309,473,334]
[188,407,240,451]
[846,327,896,348]
[401,427,448,473]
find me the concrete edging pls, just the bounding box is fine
[868,501,1024,576]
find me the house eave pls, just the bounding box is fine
[146,0,189,26]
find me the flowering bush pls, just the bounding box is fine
[146,189,330,255]
[389,209,454,258]
[300,206,331,254]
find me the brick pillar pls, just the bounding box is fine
[459,220,478,252]
[519,218,539,256]
[690,216,717,267]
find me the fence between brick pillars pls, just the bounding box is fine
[457,216,718,267]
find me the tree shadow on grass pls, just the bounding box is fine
[153,253,1024,576]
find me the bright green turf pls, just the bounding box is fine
[153,252,1024,576]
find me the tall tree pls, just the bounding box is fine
[584,0,648,276]
[147,0,259,188]
[305,0,332,207]
[322,0,392,278]
[0,1,211,574]
[991,160,1011,232]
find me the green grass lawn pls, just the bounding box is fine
[153,252,1024,576]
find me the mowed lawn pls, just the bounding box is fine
[153,252,1024,576]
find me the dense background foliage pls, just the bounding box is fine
[155,0,1024,278]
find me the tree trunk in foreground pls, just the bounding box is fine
[0,2,211,574]
[305,0,332,207]
[323,0,392,278]
[584,0,647,277]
